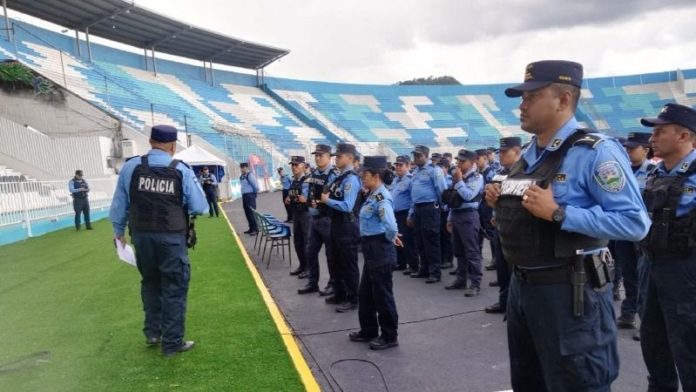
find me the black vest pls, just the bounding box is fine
[71,178,88,199]
[128,155,188,234]
[443,171,482,208]
[495,130,607,268]
[306,167,333,217]
[200,173,215,191]
[641,160,696,260]
[288,175,309,212]
[328,170,357,221]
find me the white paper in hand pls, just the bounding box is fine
[116,240,137,267]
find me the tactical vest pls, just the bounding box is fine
[128,155,188,234]
[288,175,309,212]
[200,173,215,191]
[641,160,696,260]
[328,170,357,221]
[495,130,607,267]
[481,166,494,184]
[305,167,332,217]
[71,178,88,199]
[443,171,483,208]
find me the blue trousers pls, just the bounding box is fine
[640,256,696,392]
[291,209,310,271]
[359,236,398,340]
[329,219,360,303]
[413,203,441,279]
[614,240,646,318]
[132,232,190,354]
[507,275,618,391]
[306,216,333,288]
[440,209,453,265]
[72,198,91,229]
[242,193,257,232]
[204,189,219,217]
[493,232,510,306]
[394,210,418,270]
[478,202,497,263]
[451,209,482,287]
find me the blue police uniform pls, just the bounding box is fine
[325,154,362,309]
[476,155,498,268]
[304,160,338,293]
[390,170,419,272]
[499,61,650,391]
[199,171,219,217]
[639,103,696,391]
[110,136,208,355]
[240,167,259,233]
[286,157,312,280]
[69,173,92,230]
[409,150,448,281]
[280,171,293,221]
[357,180,399,346]
[447,160,484,292]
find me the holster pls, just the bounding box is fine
[186,219,197,249]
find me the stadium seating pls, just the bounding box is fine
[1,18,695,158]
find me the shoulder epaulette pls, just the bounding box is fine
[125,155,140,162]
[573,133,605,149]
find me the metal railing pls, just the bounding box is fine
[0,178,114,235]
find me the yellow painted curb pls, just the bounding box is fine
[220,203,321,392]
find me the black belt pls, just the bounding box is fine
[513,264,573,285]
[452,208,477,214]
[362,233,387,241]
[415,201,437,207]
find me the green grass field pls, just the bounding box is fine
[0,217,304,391]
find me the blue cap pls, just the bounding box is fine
[240,162,249,168]
[437,158,451,167]
[443,152,453,159]
[150,124,178,142]
[500,137,522,150]
[475,149,489,157]
[311,144,332,155]
[641,103,696,133]
[505,60,583,97]
[622,132,651,148]
[431,152,442,159]
[455,149,477,161]
[412,145,430,156]
[289,156,306,164]
[395,155,411,164]
[363,155,388,170]
[332,143,357,156]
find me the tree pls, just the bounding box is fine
[397,75,461,86]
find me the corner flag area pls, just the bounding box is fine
[0,217,304,391]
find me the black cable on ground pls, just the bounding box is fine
[329,358,390,392]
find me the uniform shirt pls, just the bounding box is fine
[69,178,89,197]
[325,165,361,213]
[448,167,484,220]
[652,148,696,217]
[521,117,650,241]
[631,159,654,191]
[359,184,399,242]
[408,161,448,217]
[198,173,218,188]
[308,165,338,216]
[490,160,502,173]
[280,173,292,190]
[390,174,413,212]
[240,171,259,194]
[109,149,209,237]
[479,164,497,183]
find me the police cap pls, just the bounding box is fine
[311,144,332,155]
[505,60,583,97]
[622,132,652,148]
[412,145,430,156]
[640,103,696,133]
[455,149,477,161]
[332,143,357,156]
[395,155,411,164]
[363,155,388,170]
[289,156,306,164]
[150,124,178,143]
[500,137,522,150]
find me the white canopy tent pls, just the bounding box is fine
[174,145,226,167]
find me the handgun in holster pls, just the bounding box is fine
[584,249,614,291]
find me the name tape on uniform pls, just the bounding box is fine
[500,179,536,197]
[138,176,176,195]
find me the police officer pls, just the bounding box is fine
[445,150,484,296]
[278,167,293,222]
[614,132,655,330]
[391,155,419,274]
[430,152,442,166]
[476,149,498,271]
[438,158,455,270]
[303,144,338,295]
[485,60,650,390]
[488,147,502,173]
[198,166,219,218]
[109,124,208,357]
[240,162,259,235]
[639,103,696,392]
[320,143,361,312]
[484,136,522,314]
[349,155,402,350]
[69,169,92,230]
[285,156,310,280]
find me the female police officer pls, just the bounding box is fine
[348,156,403,350]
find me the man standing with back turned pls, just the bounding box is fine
[486,61,650,391]
[110,124,208,357]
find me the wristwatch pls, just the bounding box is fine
[552,206,566,224]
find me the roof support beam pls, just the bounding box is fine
[74,29,81,56]
[2,0,12,42]
[85,26,93,62]
[148,25,193,48]
[80,3,135,30]
[151,46,157,76]
[207,42,245,62]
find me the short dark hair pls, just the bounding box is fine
[550,83,581,111]
[362,167,394,186]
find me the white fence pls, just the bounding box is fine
[0,178,115,236]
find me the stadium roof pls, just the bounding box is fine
[5,0,290,69]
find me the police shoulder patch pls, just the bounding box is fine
[374,193,385,201]
[594,161,626,193]
[378,206,386,218]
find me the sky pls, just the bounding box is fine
[11,0,696,85]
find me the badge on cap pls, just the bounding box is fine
[594,161,626,193]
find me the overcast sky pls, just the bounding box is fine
[13,0,696,85]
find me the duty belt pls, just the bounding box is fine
[452,208,477,214]
[513,264,573,285]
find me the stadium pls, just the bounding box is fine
[1,1,695,391]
